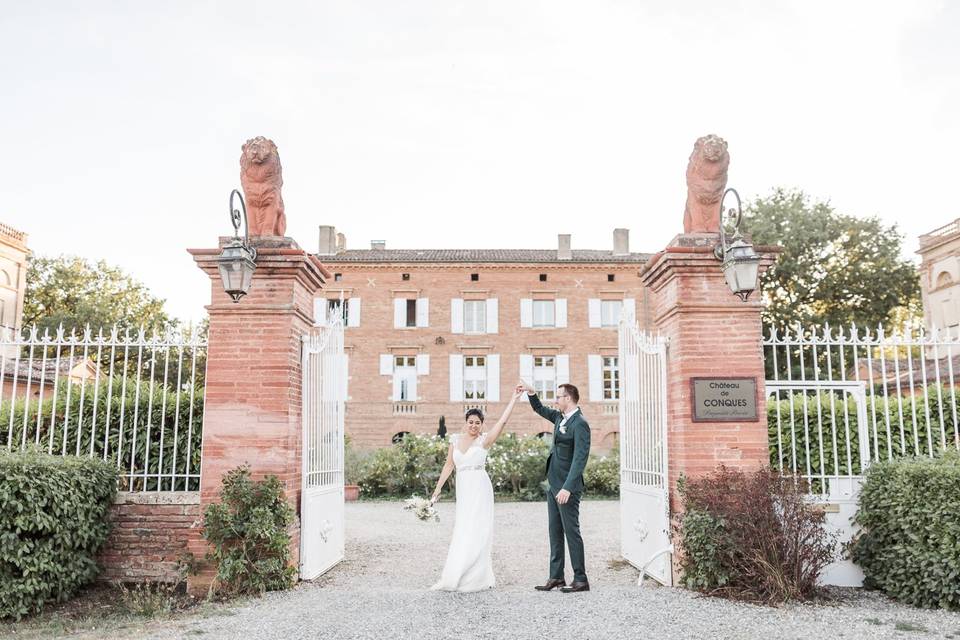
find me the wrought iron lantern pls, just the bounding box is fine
[217,189,257,303]
[713,188,761,302]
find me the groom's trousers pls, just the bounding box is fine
[546,487,587,583]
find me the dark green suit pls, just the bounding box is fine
[529,393,591,583]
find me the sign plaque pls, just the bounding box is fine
[690,377,758,422]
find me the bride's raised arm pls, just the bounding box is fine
[482,388,524,449]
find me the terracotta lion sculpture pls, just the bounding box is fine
[683,134,730,233]
[240,136,287,237]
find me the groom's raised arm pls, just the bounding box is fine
[528,391,562,424]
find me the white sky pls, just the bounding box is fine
[1,1,957,323]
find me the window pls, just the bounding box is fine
[533,300,555,328]
[405,299,417,327]
[470,273,479,281]
[539,274,547,282]
[602,356,620,400]
[392,432,409,444]
[607,274,615,282]
[394,356,417,401]
[334,273,342,282]
[533,356,556,400]
[327,299,349,324]
[464,300,487,333]
[402,273,411,281]
[463,356,487,400]
[601,300,623,327]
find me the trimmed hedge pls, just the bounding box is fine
[0,449,118,620]
[767,387,960,478]
[0,376,204,491]
[353,433,619,500]
[852,452,960,610]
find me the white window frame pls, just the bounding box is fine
[601,300,623,328]
[602,356,620,400]
[533,355,557,400]
[463,355,487,400]
[464,300,487,334]
[532,300,555,328]
[393,355,418,401]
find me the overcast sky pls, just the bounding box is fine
[2,1,957,322]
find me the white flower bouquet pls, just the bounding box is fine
[403,495,440,522]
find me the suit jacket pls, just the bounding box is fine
[528,393,591,493]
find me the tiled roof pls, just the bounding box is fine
[318,249,652,264]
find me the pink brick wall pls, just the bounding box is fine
[98,492,202,583]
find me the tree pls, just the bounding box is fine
[743,189,920,335]
[23,255,175,335]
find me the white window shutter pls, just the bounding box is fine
[588,355,603,402]
[393,299,405,328]
[486,298,499,334]
[347,298,361,327]
[416,298,429,328]
[486,354,500,402]
[520,299,533,328]
[451,298,464,334]
[624,298,636,321]
[417,354,430,375]
[555,299,568,328]
[411,375,419,402]
[520,354,534,384]
[588,299,601,328]
[557,355,570,385]
[380,354,393,376]
[392,375,402,401]
[314,298,328,326]
[449,355,464,402]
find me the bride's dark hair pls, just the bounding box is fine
[464,408,485,423]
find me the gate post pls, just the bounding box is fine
[641,233,776,579]
[187,236,329,593]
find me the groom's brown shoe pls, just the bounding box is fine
[560,581,590,593]
[534,579,566,591]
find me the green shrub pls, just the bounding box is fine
[201,466,296,596]
[676,466,837,604]
[584,447,620,496]
[852,451,960,610]
[0,375,204,491]
[0,448,118,620]
[354,432,619,499]
[768,387,960,480]
[487,433,550,499]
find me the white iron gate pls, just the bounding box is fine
[300,319,346,580]
[618,317,672,586]
[765,324,960,586]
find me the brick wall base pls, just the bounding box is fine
[98,492,202,583]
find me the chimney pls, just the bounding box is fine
[318,225,338,255]
[371,240,386,251]
[335,232,346,252]
[558,234,572,260]
[613,228,629,256]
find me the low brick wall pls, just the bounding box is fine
[98,491,202,583]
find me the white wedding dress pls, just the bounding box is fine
[431,433,495,592]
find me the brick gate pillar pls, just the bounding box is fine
[186,237,329,592]
[640,233,777,513]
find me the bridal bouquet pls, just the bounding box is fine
[403,495,440,522]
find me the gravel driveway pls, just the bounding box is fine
[115,500,958,640]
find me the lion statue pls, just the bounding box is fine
[240,136,287,237]
[683,134,730,233]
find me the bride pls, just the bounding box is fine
[429,385,524,592]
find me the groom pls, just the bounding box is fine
[519,380,591,593]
